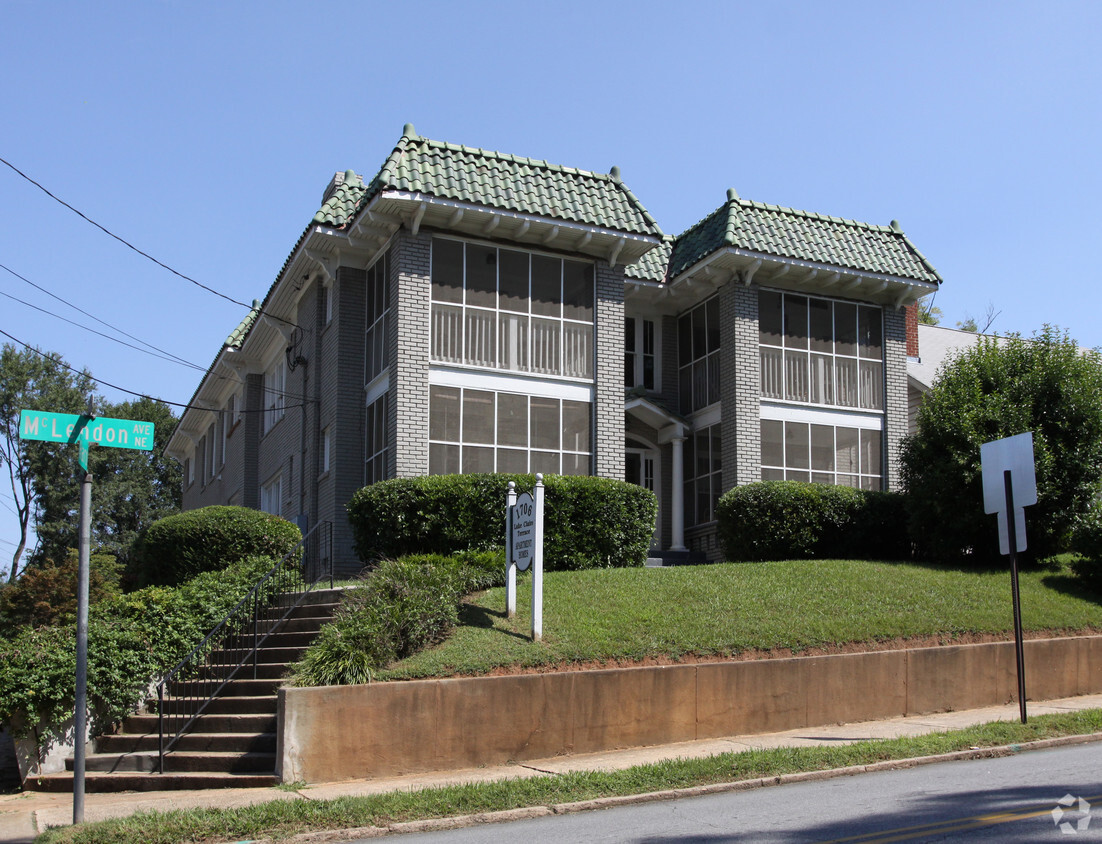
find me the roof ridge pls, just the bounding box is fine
[734,195,895,232]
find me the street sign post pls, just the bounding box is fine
[18,407,155,823]
[981,432,1037,724]
[504,476,545,640]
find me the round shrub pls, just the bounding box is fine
[716,481,910,562]
[347,474,656,570]
[128,505,302,587]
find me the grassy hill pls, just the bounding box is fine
[378,557,1102,680]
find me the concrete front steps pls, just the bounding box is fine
[28,588,342,793]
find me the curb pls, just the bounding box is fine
[264,731,1102,843]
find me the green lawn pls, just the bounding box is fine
[378,557,1102,680]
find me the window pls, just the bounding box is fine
[197,436,207,485]
[206,422,216,480]
[364,395,389,485]
[625,317,656,389]
[321,426,331,474]
[364,253,389,385]
[260,474,282,515]
[759,291,884,411]
[263,357,286,433]
[678,297,720,414]
[185,456,194,487]
[760,419,882,490]
[221,394,235,462]
[430,238,594,379]
[428,385,591,476]
[322,283,332,325]
[684,425,722,526]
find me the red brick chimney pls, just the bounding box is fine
[905,302,919,357]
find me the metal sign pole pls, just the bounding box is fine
[73,467,91,824]
[1004,470,1027,724]
[532,474,544,642]
[506,482,517,618]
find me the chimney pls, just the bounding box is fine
[321,171,348,206]
[905,302,919,358]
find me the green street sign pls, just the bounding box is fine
[19,410,155,471]
[19,410,155,450]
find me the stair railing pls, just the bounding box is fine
[155,520,333,773]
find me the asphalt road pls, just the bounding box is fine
[366,743,1102,843]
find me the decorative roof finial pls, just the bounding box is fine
[403,123,417,139]
[727,188,740,202]
[609,165,621,181]
[890,219,902,233]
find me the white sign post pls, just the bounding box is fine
[981,431,1037,724]
[504,475,545,640]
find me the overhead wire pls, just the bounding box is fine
[0,327,314,415]
[0,155,299,329]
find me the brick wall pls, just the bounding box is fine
[594,263,625,479]
[391,231,431,478]
[905,302,919,357]
[884,306,908,492]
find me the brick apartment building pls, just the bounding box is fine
[166,125,942,570]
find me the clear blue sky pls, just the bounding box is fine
[2,1,1100,567]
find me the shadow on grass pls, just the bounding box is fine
[458,602,531,642]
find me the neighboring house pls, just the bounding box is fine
[165,125,943,572]
[906,323,1004,434]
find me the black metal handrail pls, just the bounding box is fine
[155,520,333,773]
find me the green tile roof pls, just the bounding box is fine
[316,124,663,238]
[225,299,261,348]
[668,190,942,284]
[625,236,672,283]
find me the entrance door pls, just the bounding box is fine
[625,448,660,550]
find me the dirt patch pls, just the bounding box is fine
[473,627,1102,678]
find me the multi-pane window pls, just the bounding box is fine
[625,317,656,389]
[759,291,884,410]
[430,238,594,379]
[683,425,722,526]
[206,422,217,481]
[428,385,591,476]
[263,358,286,434]
[260,473,282,515]
[365,253,389,385]
[678,297,720,414]
[760,420,882,490]
[364,394,389,486]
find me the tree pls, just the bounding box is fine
[917,298,942,325]
[0,344,95,583]
[900,326,1102,565]
[32,397,180,569]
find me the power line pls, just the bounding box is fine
[0,261,202,371]
[0,155,297,328]
[0,327,314,415]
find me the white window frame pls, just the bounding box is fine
[625,316,659,390]
[263,356,286,434]
[759,403,884,490]
[260,473,282,516]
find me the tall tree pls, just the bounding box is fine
[0,344,95,583]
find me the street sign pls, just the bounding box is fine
[19,410,155,451]
[981,432,1037,555]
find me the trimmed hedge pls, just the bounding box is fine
[128,505,302,587]
[347,474,657,570]
[291,550,505,687]
[716,481,910,562]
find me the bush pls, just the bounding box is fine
[0,555,276,742]
[716,481,910,562]
[127,505,302,587]
[901,327,1102,565]
[1071,501,1102,591]
[0,550,120,634]
[291,550,504,687]
[347,474,656,570]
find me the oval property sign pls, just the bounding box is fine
[511,492,536,572]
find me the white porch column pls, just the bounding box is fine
[669,435,687,551]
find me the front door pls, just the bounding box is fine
[625,447,660,551]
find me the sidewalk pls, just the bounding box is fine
[3,693,1101,843]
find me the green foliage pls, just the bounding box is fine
[901,327,1102,565]
[916,299,941,325]
[0,343,96,583]
[292,550,505,687]
[0,549,119,634]
[0,555,275,741]
[127,505,302,587]
[715,481,909,562]
[1070,500,1102,590]
[347,474,656,570]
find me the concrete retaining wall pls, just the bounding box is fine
[278,635,1102,783]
